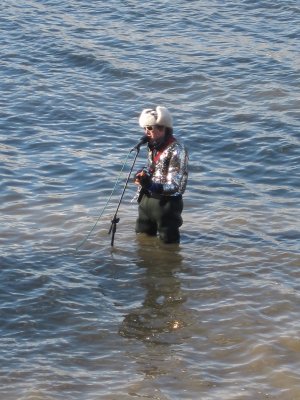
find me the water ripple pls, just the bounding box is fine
[1,0,300,399]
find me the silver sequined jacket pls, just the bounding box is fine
[147,140,188,196]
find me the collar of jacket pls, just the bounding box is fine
[150,135,176,164]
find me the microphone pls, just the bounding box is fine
[131,135,148,152]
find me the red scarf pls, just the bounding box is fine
[149,136,176,175]
[151,136,176,164]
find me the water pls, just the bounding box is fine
[1,1,300,399]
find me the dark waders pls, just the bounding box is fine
[135,194,183,244]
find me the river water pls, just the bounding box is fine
[1,1,300,399]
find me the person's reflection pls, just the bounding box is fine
[119,236,187,344]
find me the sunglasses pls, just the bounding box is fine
[144,126,155,131]
[144,125,163,131]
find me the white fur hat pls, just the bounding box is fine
[139,106,173,128]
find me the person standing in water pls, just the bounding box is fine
[134,106,188,244]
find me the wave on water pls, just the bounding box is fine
[1,1,299,399]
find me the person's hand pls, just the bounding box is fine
[134,170,163,194]
[134,170,151,188]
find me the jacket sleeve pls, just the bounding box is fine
[152,143,188,196]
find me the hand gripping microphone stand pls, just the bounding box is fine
[108,136,148,247]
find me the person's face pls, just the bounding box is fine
[144,125,165,142]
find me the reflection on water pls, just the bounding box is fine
[1,0,300,398]
[119,236,188,345]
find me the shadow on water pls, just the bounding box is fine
[119,235,189,345]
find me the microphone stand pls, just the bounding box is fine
[108,142,144,247]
